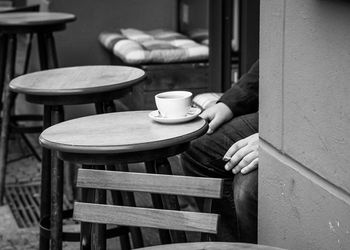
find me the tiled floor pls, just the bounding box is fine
[0,133,198,249]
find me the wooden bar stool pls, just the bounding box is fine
[0,11,76,204]
[39,111,209,249]
[4,66,146,250]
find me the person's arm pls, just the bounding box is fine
[200,60,259,134]
[218,60,259,117]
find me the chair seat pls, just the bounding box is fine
[137,242,286,250]
[99,28,209,65]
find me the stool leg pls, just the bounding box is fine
[144,161,172,244]
[80,165,95,250]
[0,34,9,206]
[91,165,106,250]
[47,33,59,68]
[37,33,50,70]
[50,106,65,250]
[109,164,144,248]
[0,34,8,106]
[8,34,16,80]
[0,34,17,205]
[154,159,187,243]
[22,33,33,75]
[94,102,104,114]
[201,198,214,242]
[36,31,60,249]
[51,150,64,250]
[103,100,116,113]
[95,101,143,248]
[19,132,42,162]
[38,32,59,69]
[39,105,52,250]
[105,165,131,250]
[0,90,15,205]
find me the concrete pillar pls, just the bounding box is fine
[259,0,350,249]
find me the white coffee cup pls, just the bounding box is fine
[155,91,193,118]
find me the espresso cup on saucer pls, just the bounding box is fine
[155,91,193,118]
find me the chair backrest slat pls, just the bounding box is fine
[74,202,219,234]
[76,169,223,198]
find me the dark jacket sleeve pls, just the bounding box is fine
[218,60,259,117]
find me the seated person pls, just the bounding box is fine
[181,60,259,243]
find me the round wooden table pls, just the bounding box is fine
[2,66,146,250]
[10,65,145,103]
[138,242,286,250]
[39,111,208,248]
[39,110,207,155]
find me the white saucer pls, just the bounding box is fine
[149,107,202,124]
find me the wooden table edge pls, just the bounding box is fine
[39,121,208,154]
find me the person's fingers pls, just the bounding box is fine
[231,151,258,174]
[240,158,259,174]
[207,126,214,134]
[223,139,248,161]
[207,117,222,134]
[199,110,214,134]
[199,109,210,120]
[224,145,252,171]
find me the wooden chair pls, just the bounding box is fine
[73,168,224,249]
[73,169,286,250]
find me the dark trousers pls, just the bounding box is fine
[181,112,258,243]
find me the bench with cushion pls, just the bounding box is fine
[99,28,212,110]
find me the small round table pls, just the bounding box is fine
[138,242,286,250]
[39,111,208,248]
[3,66,146,250]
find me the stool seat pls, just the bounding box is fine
[9,65,146,105]
[39,111,207,154]
[0,12,76,32]
[138,242,286,250]
[10,65,146,95]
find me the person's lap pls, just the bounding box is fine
[181,112,258,243]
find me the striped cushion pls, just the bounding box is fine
[99,28,209,65]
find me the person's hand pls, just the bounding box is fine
[223,133,259,174]
[200,102,233,134]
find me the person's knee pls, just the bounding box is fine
[234,185,254,211]
[180,134,211,173]
[233,172,258,213]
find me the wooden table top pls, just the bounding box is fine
[0,12,76,26]
[10,65,146,95]
[138,242,286,250]
[39,111,208,154]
